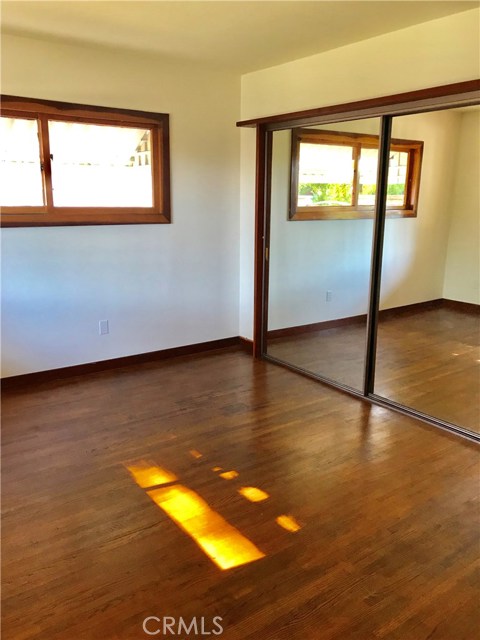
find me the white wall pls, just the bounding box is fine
[240,9,480,337]
[1,33,240,377]
[443,110,480,304]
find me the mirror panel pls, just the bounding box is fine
[374,107,480,432]
[266,118,381,391]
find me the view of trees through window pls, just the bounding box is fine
[297,145,408,208]
[290,128,422,220]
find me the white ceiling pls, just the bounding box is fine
[1,1,478,74]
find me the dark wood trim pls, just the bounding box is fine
[1,212,171,227]
[159,116,172,222]
[239,337,254,354]
[253,125,265,358]
[1,94,169,125]
[237,80,480,129]
[38,115,53,211]
[268,314,366,339]
[150,123,161,213]
[290,207,417,221]
[442,299,480,315]
[263,131,273,356]
[295,127,423,147]
[379,298,444,318]
[253,125,272,359]
[1,337,242,389]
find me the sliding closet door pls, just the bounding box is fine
[374,107,480,433]
[266,118,381,392]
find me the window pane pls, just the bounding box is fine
[48,121,153,207]
[358,147,378,206]
[0,117,44,206]
[298,143,353,207]
[358,147,408,208]
[387,150,407,207]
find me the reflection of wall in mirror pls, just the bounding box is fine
[443,110,480,305]
[268,109,478,331]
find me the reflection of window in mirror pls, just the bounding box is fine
[289,128,423,220]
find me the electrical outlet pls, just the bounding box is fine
[99,320,109,335]
[326,290,333,302]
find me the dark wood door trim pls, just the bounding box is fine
[253,125,272,359]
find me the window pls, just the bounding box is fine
[290,128,423,220]
[0,96,170,226]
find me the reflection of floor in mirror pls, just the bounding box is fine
[2,348,479,639]
[267,305,480,432]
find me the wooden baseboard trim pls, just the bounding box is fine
[377,298,444,321]
[267,298,479,339]
[239,337,254,354]
[268,314,367,339]
[442,299,480,315]
[1,336,242,390]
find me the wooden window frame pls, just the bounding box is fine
[289,128,423,221]
[0,95,171,227]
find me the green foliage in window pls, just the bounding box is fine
[360,183,405,196]
[299,183,352,205]
[361,184,376,196]
[387,183,405,196]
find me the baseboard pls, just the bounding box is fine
[442,299,480,315]
[239,337,254,354]
[267,314,367,339]
[378,298,444,319]
[267,298,478,339]
[1,336,242,390]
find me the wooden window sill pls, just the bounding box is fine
[290,207,417,221]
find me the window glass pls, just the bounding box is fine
[48,121,153,207]
[297,143,354,207]
[358,147,408,208]
[358,147,378,206]
[0,117,44,206]
[387,150,408,208]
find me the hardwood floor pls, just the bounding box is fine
[2,348,479,639]
[267,306,480,432]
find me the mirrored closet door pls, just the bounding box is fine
[374,106,480,433]
[254,88,479,439]
[266,118,382,392]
